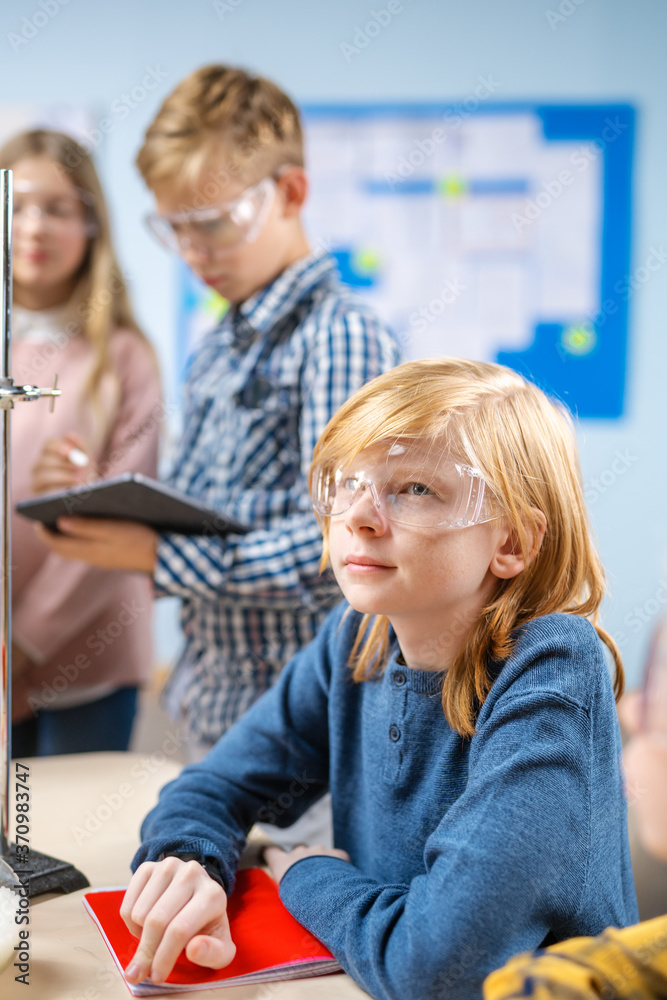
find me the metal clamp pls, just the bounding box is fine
[0,378,61,410]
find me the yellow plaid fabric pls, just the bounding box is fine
[484,916,667,999]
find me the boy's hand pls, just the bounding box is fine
[121,858,236,985]
[264,844,351,884]
[35,517,157,573]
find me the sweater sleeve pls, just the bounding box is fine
[153,307,400,603]
[12,332,161,663]
[130,603,347,891]
[278,689,593,1000]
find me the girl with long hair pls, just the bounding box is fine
[3,129,161,755]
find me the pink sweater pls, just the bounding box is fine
[10,321,161,719]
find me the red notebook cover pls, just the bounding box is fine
[83,867,340,995]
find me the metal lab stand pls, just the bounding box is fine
[0,168,88,895]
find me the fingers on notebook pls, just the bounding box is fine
[185,923,237,969]
[121,859,235,985]
[120,860,156,936]
[143,902,235,984]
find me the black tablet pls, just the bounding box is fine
[16,473,252,536]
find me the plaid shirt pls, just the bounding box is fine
[155,250,400,746]
[484,916,667,1000]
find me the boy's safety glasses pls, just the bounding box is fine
[311,441,498,529]
[144,175,276,255]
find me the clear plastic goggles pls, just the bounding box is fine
[311,440,498,529]
[12,180,97,236]
[144,175,276,255]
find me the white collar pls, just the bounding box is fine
[12,303,74,344]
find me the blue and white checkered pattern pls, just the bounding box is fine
[155,251,401,746]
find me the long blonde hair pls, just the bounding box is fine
[311,358,624,738]
[0,129,153,411]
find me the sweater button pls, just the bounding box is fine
[394,671,406,686]
[389,725,401,742]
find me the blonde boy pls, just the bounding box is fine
[40,65,400,756]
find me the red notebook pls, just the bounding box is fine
[83,868,341,995]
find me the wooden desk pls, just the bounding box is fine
[0,753,367,999]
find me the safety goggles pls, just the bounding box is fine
[12,181,97,237]
[144,175,276,255]
[311,440,498,529]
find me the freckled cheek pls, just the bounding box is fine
[405,537,470,583]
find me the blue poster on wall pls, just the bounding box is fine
[178,102,635,420]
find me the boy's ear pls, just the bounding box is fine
[489,509,547,580]
[276,167,308,217]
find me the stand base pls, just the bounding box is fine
[3,844,89,897]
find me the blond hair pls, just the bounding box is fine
[136,64,304,193]
[0,129,154,416]
[311,358,624,738]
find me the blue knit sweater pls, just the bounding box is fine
[133,603,638,1000]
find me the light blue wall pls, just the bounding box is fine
[1,0,666,685]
